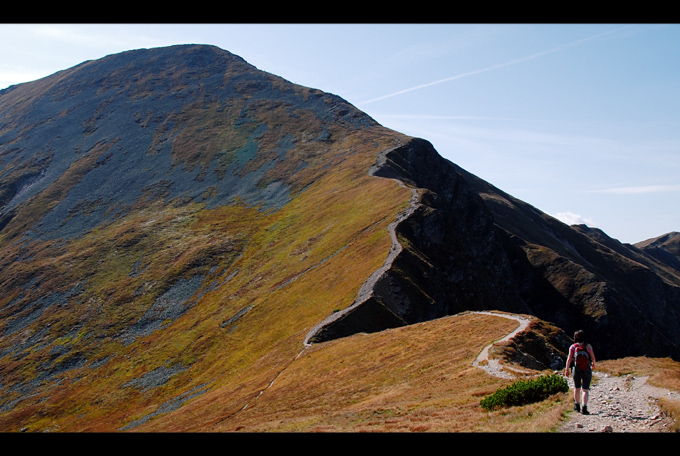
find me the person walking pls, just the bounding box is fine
[565,330,596,415]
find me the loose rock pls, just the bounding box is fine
[558,372,680,433]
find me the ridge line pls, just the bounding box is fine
[302,144,421,346]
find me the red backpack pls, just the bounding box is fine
[574,343,590,370]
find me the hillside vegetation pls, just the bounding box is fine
[141,312,570,432]
[1,44,679,433]
[0,128,413,432]
[0,45,415,431]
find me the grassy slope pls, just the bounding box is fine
[0,128,413,432]
[201,313,680,433]
[0,47,420,431]
[128,132,414,432]
[3,128,678,432]
[201,312,567,432]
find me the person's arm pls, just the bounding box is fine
[588,345,596,370]
[564,346,574,376]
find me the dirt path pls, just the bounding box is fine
[472,311,680,433]
[472,311,534,379]
[557,372,680,432]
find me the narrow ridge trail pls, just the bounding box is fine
[471,311,534,379]
[471,311,680,433]
[303,181,419,347]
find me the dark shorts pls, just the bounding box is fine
[573,366,592,390]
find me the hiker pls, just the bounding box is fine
[564,329,596,415]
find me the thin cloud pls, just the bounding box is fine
[594,184,680,195]
[373,113,527,122]
[358,25,635,106]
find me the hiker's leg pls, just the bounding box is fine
[573,369,583,405]
[581,371,591,405]
[580,370,592,413]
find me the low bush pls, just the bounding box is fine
[480,373,568,411]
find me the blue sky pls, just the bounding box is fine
[1,23,679,244]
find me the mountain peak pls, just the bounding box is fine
[0,43,378,241]
[0,45,678,432]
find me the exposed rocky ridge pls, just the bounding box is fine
[311,137,680,361]
[309,138,530,343]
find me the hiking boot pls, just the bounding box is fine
[574,403,580,413]
[582,406,590,415]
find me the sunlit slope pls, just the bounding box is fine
[0,128,412,433]
[2,43,679,433]
[207,311,678,434]
[0,44,414,431]
[189,312,556,433]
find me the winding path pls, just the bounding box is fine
[471,311,680,433]
[471,311,533,379]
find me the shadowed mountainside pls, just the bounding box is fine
[0,44,678,432]
[310,138,680,362]
[635,232,680,272]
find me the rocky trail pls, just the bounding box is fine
[557,372,680,433]
[475,311,680,433]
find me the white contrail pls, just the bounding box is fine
[358,25,635,106]
[595,184,680,195]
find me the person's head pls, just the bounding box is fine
[574,330,587,344]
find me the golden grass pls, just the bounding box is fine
[200,312,572,433]
[596,356,680,392]
[0,128,414,432]
[658,398,680,432]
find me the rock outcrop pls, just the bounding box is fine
[310,138,680,361]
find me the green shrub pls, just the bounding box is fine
[480,373,568,411]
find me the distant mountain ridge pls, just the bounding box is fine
[0,44,678,431]
[634,232,680,272]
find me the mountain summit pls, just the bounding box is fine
[1,44,678,431]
